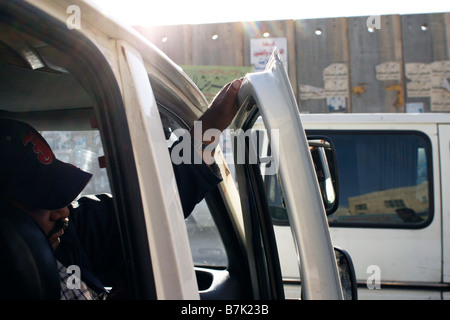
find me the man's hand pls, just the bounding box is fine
[190,78,243,145]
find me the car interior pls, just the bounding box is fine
[0,2,259,300]
[0,6,111,299]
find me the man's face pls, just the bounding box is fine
[25,207,70,251]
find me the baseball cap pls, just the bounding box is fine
[0,118,93,210]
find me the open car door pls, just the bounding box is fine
[231,50,343,299]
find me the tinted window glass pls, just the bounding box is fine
[308,131,432,228]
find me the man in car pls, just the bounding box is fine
[0,79,243,299]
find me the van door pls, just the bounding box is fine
[439,124,450,293]
[297,121,443,299]
[231,50,343,299]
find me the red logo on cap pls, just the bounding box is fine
[23,132,53,165]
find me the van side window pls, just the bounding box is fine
[307,131,432,228]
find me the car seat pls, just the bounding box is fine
[0,205,60,299]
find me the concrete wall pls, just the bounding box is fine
[136,12,450,113]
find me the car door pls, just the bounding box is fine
[230,50,343,299]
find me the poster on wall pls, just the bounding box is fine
[406,102,424,113]
[299,63,349,112]
[430,61,450,112]
[375,61,401,81]
[405,60,450,111]
[181,65,254,102]
[323,63,349,98]
[250,38,288,72]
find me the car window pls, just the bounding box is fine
[44,126,229,267]
[185,200,228,267]
[159,111,229,268]
[42,130,111,197]
[309,130,432,228]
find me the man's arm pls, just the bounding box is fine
[173,78,243,217]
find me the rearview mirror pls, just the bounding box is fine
[335,247,358,300]
[308,136,339,215]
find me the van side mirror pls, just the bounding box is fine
[335,247,358,300]
[308,136,339,215]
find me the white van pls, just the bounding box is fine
[0,0,354,301]
[275,113,450,300]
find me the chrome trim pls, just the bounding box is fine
[283,278,450,291]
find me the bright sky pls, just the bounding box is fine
[90,0,449,27]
